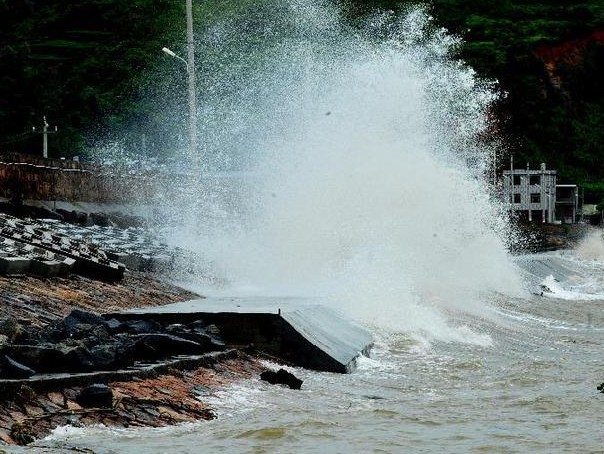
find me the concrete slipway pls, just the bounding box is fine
[107,297,374,374]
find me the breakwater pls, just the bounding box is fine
[0,213,176,280]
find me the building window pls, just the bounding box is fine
[530,175,540,185]
[514,194,521,204]
[513,175,521,186]
[530,193,541,203]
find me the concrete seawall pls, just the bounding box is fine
[0,153,154,203]
[107,297,374,374]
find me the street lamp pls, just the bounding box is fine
[162,47,188,69]
[161,0,198,166]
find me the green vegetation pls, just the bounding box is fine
[1,1,604,200]
[0,0,183,158]
[346,0,604,201]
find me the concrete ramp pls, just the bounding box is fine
[514,254,575,282]
[513,252,585,295]
[106,297,373,373]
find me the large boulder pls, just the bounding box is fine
[164,324,225,352]
[88,343,123,369]
[77,384,113,408]
[27,310,110,344]
[126,333,205,360]
[260,368,303,390]
[64,309,107,328]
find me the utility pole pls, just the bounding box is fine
[185,0,198,166]
[32,115,57,158]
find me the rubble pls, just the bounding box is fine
[0,271,270,446]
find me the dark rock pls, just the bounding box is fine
[28,320,66,343]
[37,206,62,220]
[125,338,157,361]
[63,309,110,341]
[260,370,278,384]
[260,368,303,389]
[89,343,122,369]
[77,384,113,408]
[111,333,139,365]
[127,333,204,359]
[67,323,109,343]
[71,210,90,225]
[27,310,110,344]
[598,382,604,393]
[90,212,110,227]
[1,354,36,378]
[55,208,74,222]
[107,213,142,229]
[205,334,225,350]
[60,343,96,372]
[164,323,186,333]
[125,319,162,334]
[164,324,225,351]
[4,343,94,373]
[105,318,124,333]
[65,309,107,328]
[276,368,303,389]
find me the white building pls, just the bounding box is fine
[502,163,557,223]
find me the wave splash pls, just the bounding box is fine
[166,1,525,344]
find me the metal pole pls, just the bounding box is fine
[43,116,48,158]
[185,0,197,166]
[33,115,57,158]
[539,163,549,224]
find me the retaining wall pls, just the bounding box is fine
[0,153,155,203]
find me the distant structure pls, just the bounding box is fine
[502,161,578,224]
[555,184,579,224]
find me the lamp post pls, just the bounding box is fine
[162,0,198,166]
[162,47,188,68]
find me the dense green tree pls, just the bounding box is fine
[2,0,604,201]
[344,1,604,200]
[0,0,183,158]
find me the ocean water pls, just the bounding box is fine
[36,248,604,453]
[21,1,604,452]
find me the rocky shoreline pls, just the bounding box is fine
[1,351,265,446]
[0,272,275,446]
[0,205,589,447]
